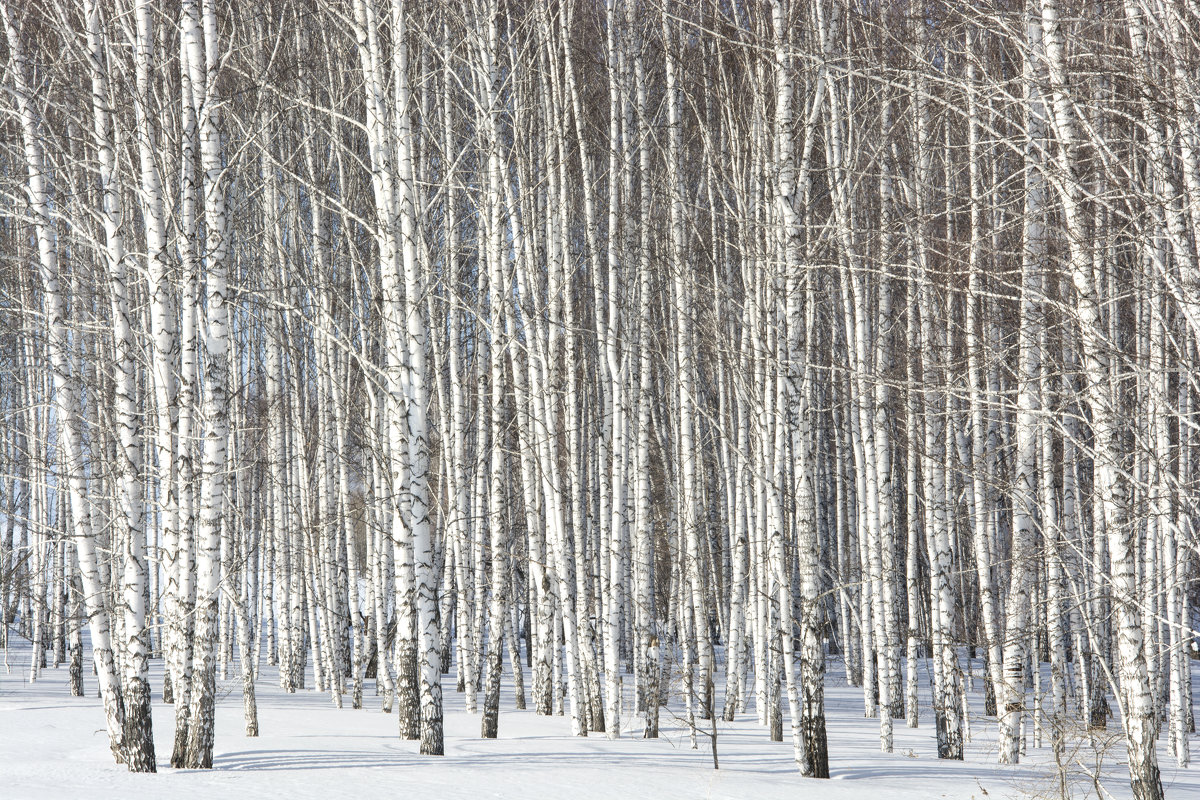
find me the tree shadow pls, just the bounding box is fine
[215,748,405,772]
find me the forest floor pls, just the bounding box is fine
[1,637,1197,800]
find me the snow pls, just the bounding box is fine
[2,641,1197,800]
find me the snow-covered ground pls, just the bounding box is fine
[2,640,1196,800]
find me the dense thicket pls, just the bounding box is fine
[1,1,1198,797]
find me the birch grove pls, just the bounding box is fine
[1,2,1198,797]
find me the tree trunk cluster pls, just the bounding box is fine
[1,3,1197,797]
